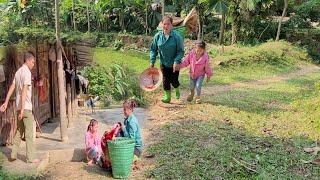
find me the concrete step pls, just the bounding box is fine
[1,146,85,176]
[1,146,49,176]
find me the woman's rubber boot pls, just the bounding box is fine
[175,88,180,99]
[162,90,171,103]
[187,90,195,102]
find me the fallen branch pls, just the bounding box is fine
[304,146,320,155]
[233,157,257,173]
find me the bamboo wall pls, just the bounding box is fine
[0,42,79,144]
[33,43,52,125]
[0,46,22,145]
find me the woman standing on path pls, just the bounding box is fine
[149,16,184,103]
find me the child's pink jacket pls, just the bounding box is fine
[85,131,102,154]
[180,50,213,79]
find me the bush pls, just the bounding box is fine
[295,0,320,22]
[306,43,320,62]
[286,15,311,29]
[202,17,220,43]
[113,39,124,50]
[81,63,145,106]
[286,28,320,62]
[208,48,218,58]
[237,17,279,45]
[97,33,116,47]
[214,41,310,67]
[81,66,111,105]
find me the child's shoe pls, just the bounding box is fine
[187,91,195,102]
[162,90,171,103]
[175,88,180,99]
[195,96,201,104]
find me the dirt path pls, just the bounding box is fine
[42,65,320,179]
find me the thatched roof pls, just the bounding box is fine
[158,7,199,34]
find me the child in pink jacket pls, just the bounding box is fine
[180,40,213,103]
[85,119,102,166]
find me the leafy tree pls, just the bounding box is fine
[226,0,258,44]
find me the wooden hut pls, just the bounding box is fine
[0,41,92,145]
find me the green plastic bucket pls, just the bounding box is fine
[108,137,136,179]
[156,26,187,39]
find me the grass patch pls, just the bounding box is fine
[147,72,320,179]
[202,72,320,139]
[0,171,40,180]
[147,120,319,179]
[93,48,156,73]
[207,41,311,86]
[206,72,320,115]
[212,41,310,66]
[180,61,299,87]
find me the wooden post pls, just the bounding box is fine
[55,0,68,142]
[219,13,226,45]
[71,47,77,118]
[71,78,77,118]
[67,83,72,127]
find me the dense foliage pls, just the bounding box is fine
[0,0,318,46]
[81,63,144,106]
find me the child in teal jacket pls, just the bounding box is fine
[120,99,142,158]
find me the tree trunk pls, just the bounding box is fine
[119,10,125,32]
[87,0,90,32]
[55,0,68,142]
[72,0,76,30]
[146,2,148,35]
[197,20,201,40]
[197,8,201,40]
[161,0,165,17]
[219,13,226,45]
[231,21,237,45]
[276,0,288,41]
[231,2,240,45]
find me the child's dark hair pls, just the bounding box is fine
[123,99,137,110]
[87,119,98,131]
[195,40,206,49]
